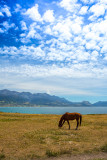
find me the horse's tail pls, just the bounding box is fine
[80,114,82,126]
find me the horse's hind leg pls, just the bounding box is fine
[67,120,70,130]
[76,119,79,130]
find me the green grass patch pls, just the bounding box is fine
[0,153,5,159]
[46,149,72,157]
[46,150,59,157]
[101,144,107,152]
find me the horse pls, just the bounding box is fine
[58,112,82,130]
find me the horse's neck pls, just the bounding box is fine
[61,116,64,122]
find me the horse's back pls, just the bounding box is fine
[64,112,81,120]
[65,112,81,116]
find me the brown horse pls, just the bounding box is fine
[58,112,82,130]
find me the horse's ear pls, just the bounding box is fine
[65,112,69,114]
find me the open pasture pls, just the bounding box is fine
[0,112,107,160]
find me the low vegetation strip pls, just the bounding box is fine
[0,113,107,160]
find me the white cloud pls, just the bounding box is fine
[24,4,42,22]
[82,19,107,54]
[20,37,31,44]
[2,21,15,32]
[85,31,100,42]
[15,4,21,12]
[0,46,45,59]
[90,50,99,61]
[59,0,81,13]
[85,40,99,50]
[81,0,97,4]
[1,5,11,17]
[29,22,41,30]
[44,25,52,35]
[27,28,42,40]
[1,0,107,99]
[100,0,107,4]
[43,10,55,22]
[0,66,96,96]
[71,22,82,34]
[101,41,107,53]
[52,17,77,39]
[79,6,88,15]
[0,28,4,33]
[1,62,107,84]
[0,11,4,16]
[19,22,42,41]
[49,16,83,40]
[52,19,72,39]
[94,19,107,34]
[27,29,36,38]
[76,50,90,61]
[74,36,86,45]
[89,3,106,20]
[20,21,27,30]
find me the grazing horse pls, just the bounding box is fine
[58,112,82,130]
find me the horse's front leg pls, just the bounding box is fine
[76,119,79,130]
[67,120,70,130]
[62,120,65,126]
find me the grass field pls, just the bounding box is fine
[0,112,107,160]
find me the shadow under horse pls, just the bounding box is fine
[58,112,82,130]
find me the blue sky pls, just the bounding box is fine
[0,0,107,103]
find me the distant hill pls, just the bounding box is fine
[0,89,107,107]
[72,101,92,106]
[0,89,73,106]
[93,101,107,106]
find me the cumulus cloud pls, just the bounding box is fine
[79,6,88,15]
[14,4,21,12]
[52,19,72,39]
[59,0,81,13]
[0,11,4,16]
[26,23,42,39]
[91,50,99,61]
[81,0,96,4]
[20,21,27,30]
[43,10,55,22]
[48,16,82,40]
[44,25,52,35]
[85,40,98,50]
[1,5,11,17]
[0,46,45,60]
[0,0,107,98]
[24,4,42,21]
[0,28,4,33]
[101,41,107,53]
[0,62,107,80]
[89,3,106,20]
[1,21,15,32]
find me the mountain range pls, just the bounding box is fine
[0,89,107,107]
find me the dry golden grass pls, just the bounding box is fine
[0,112,107,160]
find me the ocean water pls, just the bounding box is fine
[0,106,107,115]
